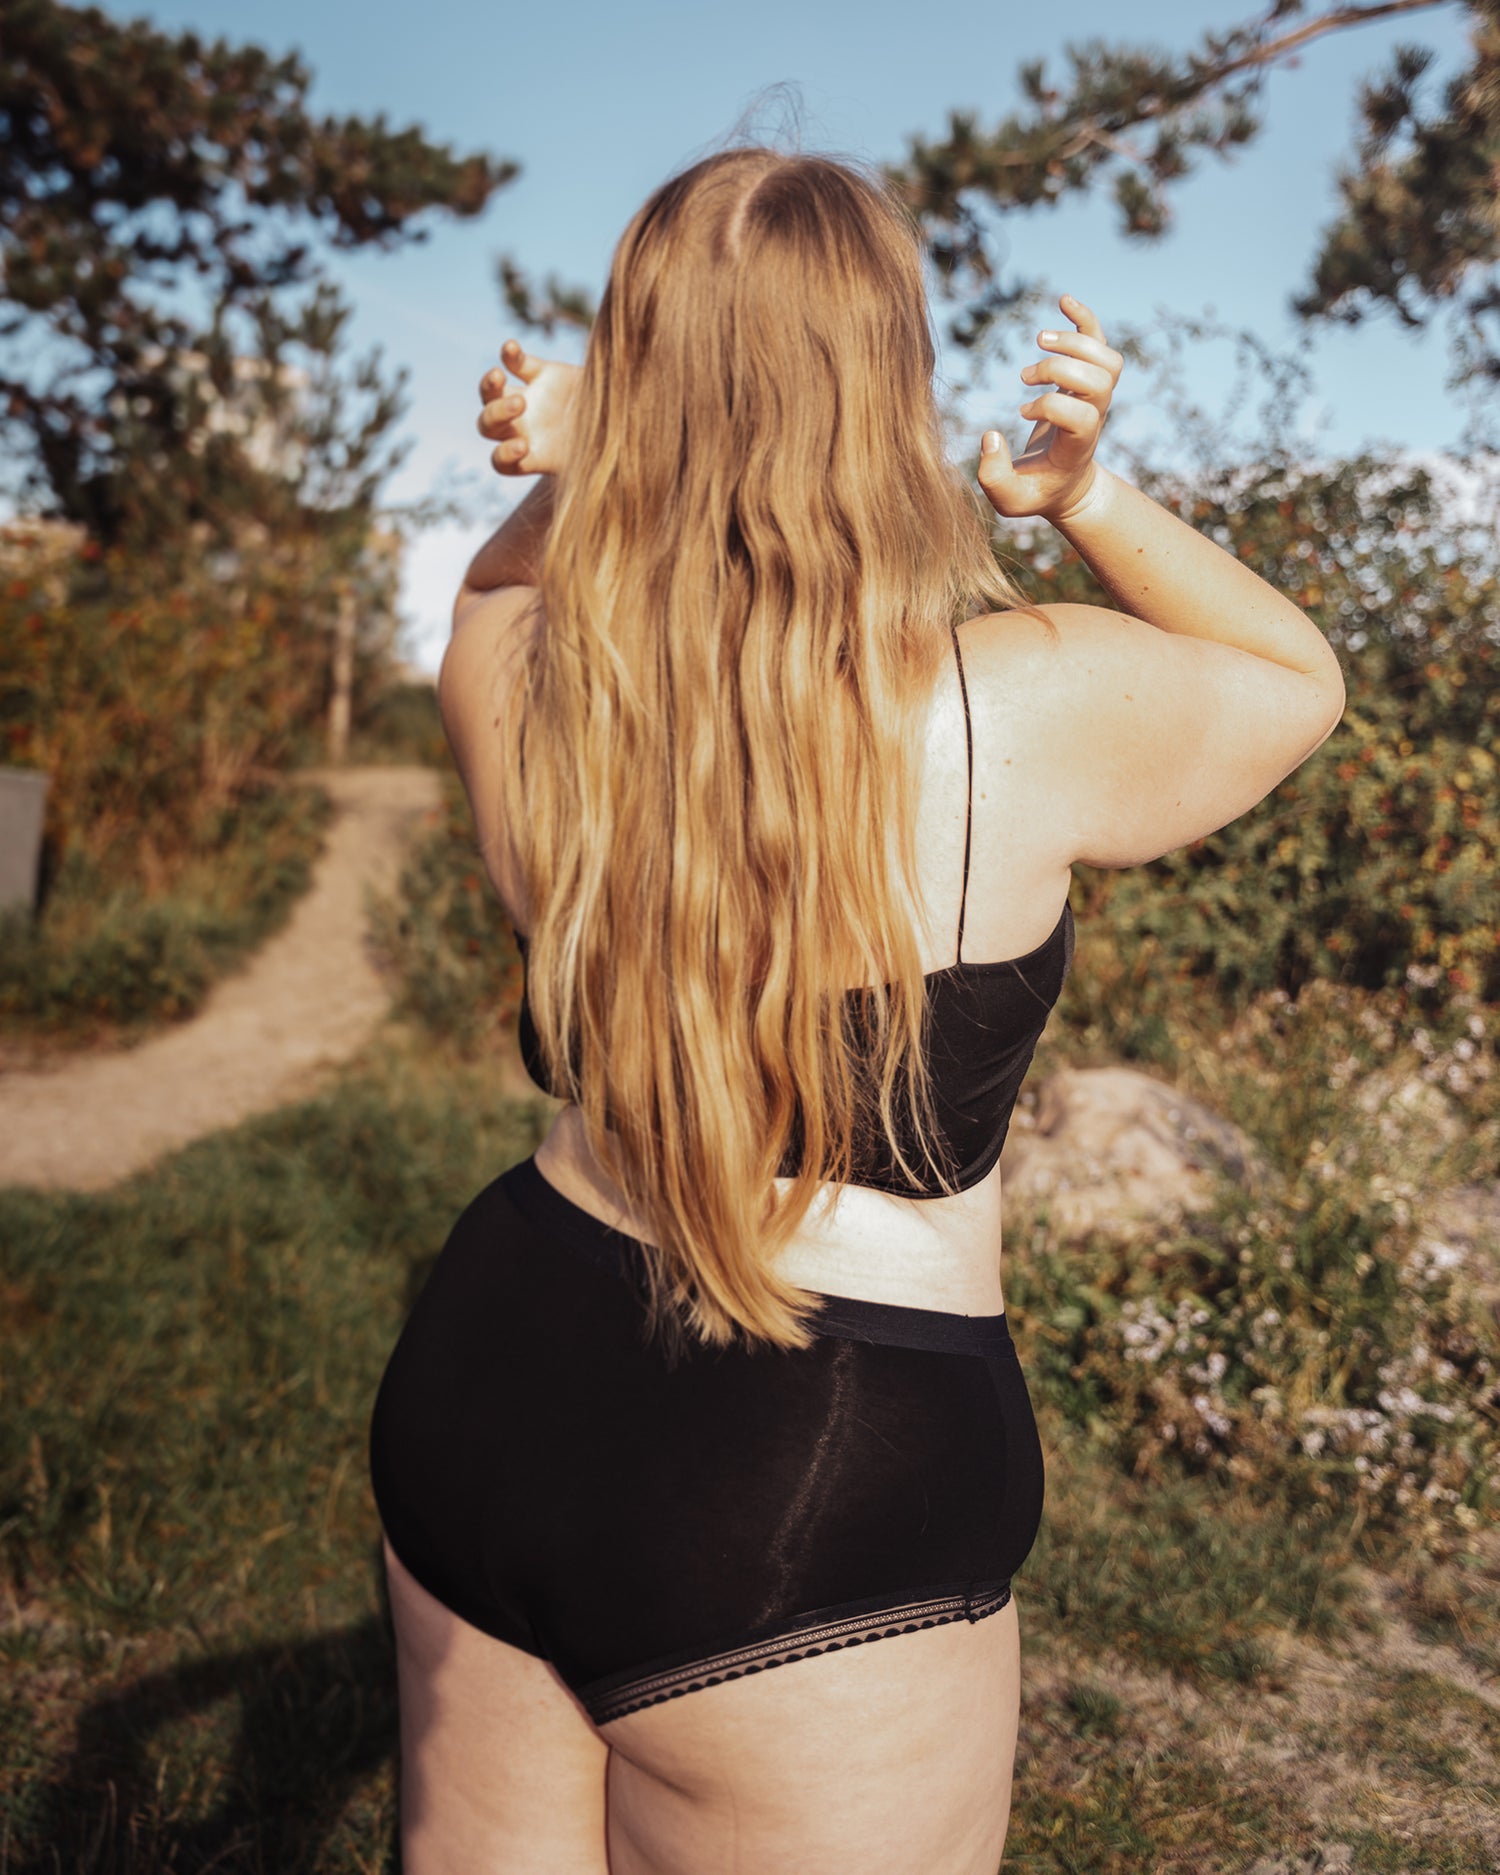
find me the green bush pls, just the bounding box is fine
[2,542,323,870]
[0,779,335,1032]
[367,763,523,1055]
[0,518,412,1032]
[347,677,445,768]
[0,523,403,873]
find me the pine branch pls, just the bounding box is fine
[886,0,1497,391]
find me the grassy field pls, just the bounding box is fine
[2,982,1497,1872]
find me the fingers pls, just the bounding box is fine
[976,426,1054,520]
[1017,389,1102,437]
[1037,295,1122,374]
[478,337,543,404]
[1060,292,1106,343]
[1021,354,1113,401]
[501,337,544,384]
[975,427,1014,500]
[1037,330,1120,370]
[479,383,530,472]
[978,428,1011,470]
[478,341,542,475]
[477,390,526,437]
[1022,296,1120,421]
[485,419,530,466]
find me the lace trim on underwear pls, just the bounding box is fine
[580,1579,1013,1726]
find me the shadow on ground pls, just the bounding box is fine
[10,1542,399,1874]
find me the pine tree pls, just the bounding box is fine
[0,0,520,547]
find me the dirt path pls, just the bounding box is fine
[0,765,443,1193]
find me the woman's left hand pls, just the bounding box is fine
[478,340,581,478]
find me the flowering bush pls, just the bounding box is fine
[1006,1184,1500,1556]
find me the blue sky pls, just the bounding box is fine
[88,2,1486,669]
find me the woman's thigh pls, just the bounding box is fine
[383,1533,611,1875]
[383,1527,1021,1875]
[605,1592,1023,1875]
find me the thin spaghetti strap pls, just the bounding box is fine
[948,622,973,966]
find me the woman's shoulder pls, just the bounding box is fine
[956,600,1105,668]
[956,600,1141,742]
[953,602,1085,717]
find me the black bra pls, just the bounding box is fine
[513,622,1074,1195]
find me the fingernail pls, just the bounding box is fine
[1039,332,1058,344]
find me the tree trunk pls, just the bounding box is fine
[326,582,356,764]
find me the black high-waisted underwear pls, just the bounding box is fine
[367,1155,1046,1728]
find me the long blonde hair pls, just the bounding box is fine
[495,145,1051,1364]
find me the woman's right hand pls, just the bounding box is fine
[478,340,581,478]
[976,294,1122,526]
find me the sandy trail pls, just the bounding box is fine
[0,765,443,1193]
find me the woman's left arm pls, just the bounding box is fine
[453,478,557,626]
[441,344,581,871]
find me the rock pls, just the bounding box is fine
[1000,1065,1279,1241]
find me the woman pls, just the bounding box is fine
[369,145,1345,1873]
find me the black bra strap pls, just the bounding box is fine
[949,622,973,966]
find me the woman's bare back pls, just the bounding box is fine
[460,599,1075,1319]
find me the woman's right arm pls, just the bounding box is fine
[975,294,1347,872]
[1014,465,1346,870]
[1050,465,1343,685]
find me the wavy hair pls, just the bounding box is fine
[494,145,1052,1365]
